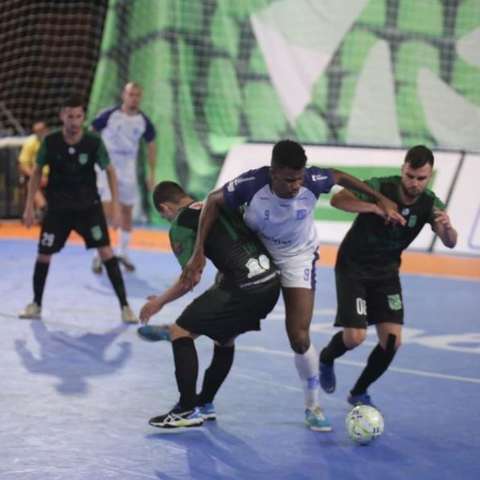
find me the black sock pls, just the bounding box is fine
[197,344,235,405]
[320,331,349,365]
[172,337,198,411]
[33,260,50,306]
[350,342,397,396]
[103,257,127,307]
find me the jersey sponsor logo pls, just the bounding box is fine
[401,208,410,216]
[311,174,328,182]
[79,153,88,165]
[68,147,76,155]
[226,176,256,192]
[91,225,103,241]
[387,294,402,311]
[407,215,417,228]
[296,209,307,220]
[264,209,270,221]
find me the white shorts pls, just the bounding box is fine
[97,170,138,207]
[273,248,319,289]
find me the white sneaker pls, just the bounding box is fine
[19,302,41,320]
[92,256,103,274]
[121,305,138,324]
[305,406,332,432]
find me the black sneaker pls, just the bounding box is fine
[149,406,204,429]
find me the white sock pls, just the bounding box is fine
[118,230,131,257]
[294,343,320,410]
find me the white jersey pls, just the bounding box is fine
[92,106,156,184]
[222,166,334,262]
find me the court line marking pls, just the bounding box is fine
[236,345,480,385]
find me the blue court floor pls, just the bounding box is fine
[1,238,479,479]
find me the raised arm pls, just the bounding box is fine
[330,169,405,225]
[432,208,457,248]
[180,187,225,289]
[331,188,388,217]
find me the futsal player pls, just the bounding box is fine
[319,145,457,407]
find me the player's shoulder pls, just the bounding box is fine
[95,106,120,120]
[225,166,270,192]
[422,188,444,208]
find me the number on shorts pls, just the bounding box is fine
[356,297,367,315]
[40,232,55,247]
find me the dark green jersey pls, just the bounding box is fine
[336,176,445,278]
[170,203,277,288]
[37,129,110,210]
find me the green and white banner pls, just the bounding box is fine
[88,0,480,223]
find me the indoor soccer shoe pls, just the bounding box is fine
[305,406,332,432]
[137,324,171,342]
[18,302,41,320]
[348,392,377,408]
[319,361,336,393]
[198,403,216,421]
[149,406,204,429]
[121,305,138,324]
[118,255,136,272]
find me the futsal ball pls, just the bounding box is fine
[345,405,384,445]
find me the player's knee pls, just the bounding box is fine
[381,334,399,359]
[288,331,310,354]
[343,329,366,349]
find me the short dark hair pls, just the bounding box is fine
[152,181,187,208]
[404,145,434,169]
[271,140,307,170]
[61,94,85,110]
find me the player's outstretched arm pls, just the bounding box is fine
[432,208,457,248]
[331,188,385,217]
[331,169,405,225]
[180,188,225,289]
[139,276,191,324]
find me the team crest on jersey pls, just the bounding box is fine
[79,153,88,165]
[387,294,402,311]
[296,209,307,220]
[407,215,417,228]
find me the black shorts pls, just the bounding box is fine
[334,269,404,329]
[38,204,110,254]
[176,277,281,344]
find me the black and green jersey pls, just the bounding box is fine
[170,203,277,288]
[37,129,110,210]
[336,176,445,278]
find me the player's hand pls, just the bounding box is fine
[377,197,406,226]
[139,296,163,324]
[180,252,206,290]
[111,202,121,229]
[433,208,452,229]
[22,205,35,228]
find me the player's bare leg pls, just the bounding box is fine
[117,204,135,271]
[283,287,331,431]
